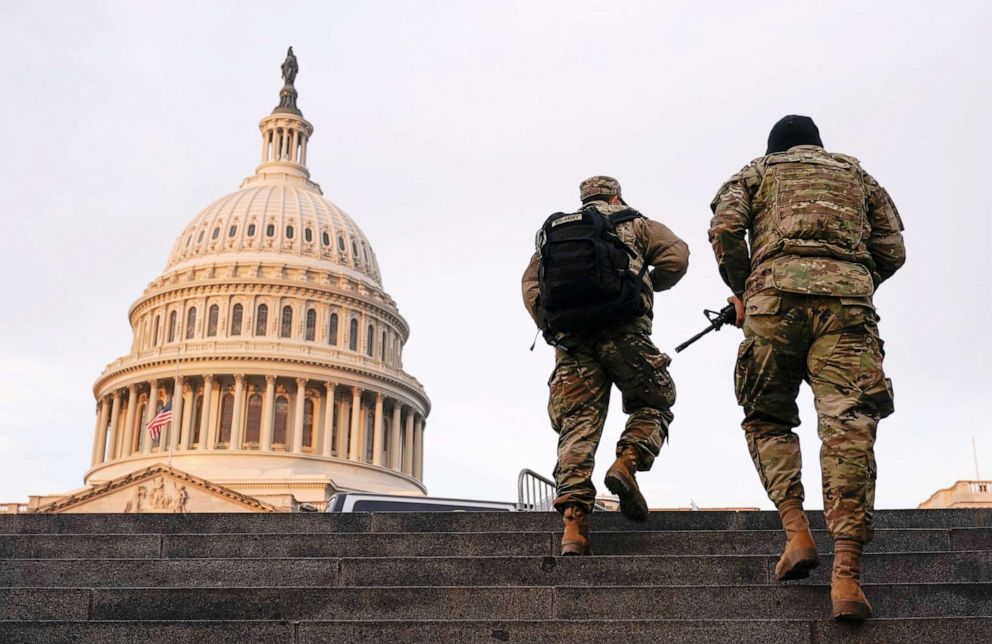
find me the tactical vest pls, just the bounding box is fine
[748,148,876,296]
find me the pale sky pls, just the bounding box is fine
[1,1,990,510]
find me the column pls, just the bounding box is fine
[389,402,402,469]
[336,397,349,457]
[348,387,362,461]
[230,375,245,450]
[372,393,384,466]
[122,384,137,457]
[106,390,122,461]
[321,382,335,457]
[198,375,214,450]
[301,137,308,165]
[261,376,276,450]
[143,381,159,455]
[292,378,306,453]
[291,128,299,163]
[414,416,425,480]
[181,383,196,450]
[91,397,110,466]
[169,376,184,452]
[403,411,415,475]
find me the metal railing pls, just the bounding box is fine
[517,468,556,511]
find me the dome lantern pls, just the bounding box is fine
[248,46,316,186]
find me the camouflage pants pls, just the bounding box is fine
[736,291,895,543]
[549,321,676,513]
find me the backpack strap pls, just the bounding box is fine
[607,208,643,226]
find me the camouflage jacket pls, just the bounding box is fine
[709,145,906,300]
[522,201,689,331]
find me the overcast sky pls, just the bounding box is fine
[1,1,990,510]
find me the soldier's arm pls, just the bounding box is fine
[639,219,689,292]
[708,166,757,300]
[521,253,542,325]
[863,172,906,286]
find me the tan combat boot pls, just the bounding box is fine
[560,504,591,556]
[604,448,648,523]
[774,498,820,581]
[831,539,872,621]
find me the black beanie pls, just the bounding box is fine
[766,115,823,154]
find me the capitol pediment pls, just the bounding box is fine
[33,464,280,514]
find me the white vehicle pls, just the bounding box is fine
[324,492,517,513]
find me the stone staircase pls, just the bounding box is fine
[0,509,989,642]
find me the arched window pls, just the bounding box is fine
[286,226,294,240]
[230,303,243,336]
[185,235,191,248]
[185,307,197,339]
[197,230,205,243]
[305,309,316,341]
[337,235,345,251]
[349,319,358,351]
[365,409,374,462]
[167,311,177,342]
[266,223,275,237]
[218,393,234,445]
[247,223,256,237]
[273,396,289,445]
[207,305,219,337]
[305,228,313,243]
[256,304,268,336]
[322,231,330,246]
[245,393,262,445]
[352,241,359,259]
[328,313,338,346]
[303,398,315,449]
[191,393,203,447]
[381,331,387,361]
[211,227,220,240]
[280,306,293,338]
[366,324,374,357]
[152,316,160,347]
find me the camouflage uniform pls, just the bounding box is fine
[710,145,906,543]
[523,177,689,513]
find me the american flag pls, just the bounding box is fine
[146,400,173,440]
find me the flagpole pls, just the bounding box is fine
[169,341,179,468]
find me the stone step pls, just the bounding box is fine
[2,618,991,644]
[1,508,989,534]
[3,528,986,559]
[2,551,988,588]
[2,584,990,621]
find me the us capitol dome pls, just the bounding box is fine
[27,49,430,513]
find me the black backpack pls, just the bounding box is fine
[536,206,647,334]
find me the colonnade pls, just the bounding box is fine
[90,374,425,480]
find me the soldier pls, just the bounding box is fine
[522,176,689,555]
[709,115,906,621]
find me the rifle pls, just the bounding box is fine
[675,304,737,353]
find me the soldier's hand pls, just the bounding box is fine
[728,295,744,327]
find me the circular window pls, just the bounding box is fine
[266,224,275,237]
[286,226,294,239]
[247,224,256,237]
